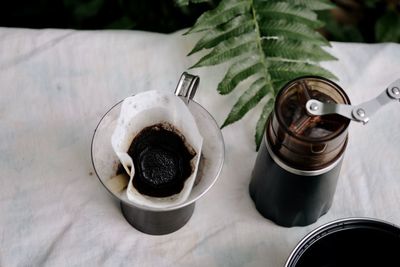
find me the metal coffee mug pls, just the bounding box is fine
[91,73,224,235]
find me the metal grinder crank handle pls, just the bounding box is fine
[305,79,400,124]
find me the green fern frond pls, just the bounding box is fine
[186,0,337,150]
[175,0,214,7]
[263,39,337,61]
[255,97,275,147]
[256,1,324,28]
[188,15,253,55]
[293,0,335,10]
[268,60,337,81]
[185,1,251,34]
[217,57,264,95]
[221,77,273,128]
[175,0,190,6]
[260,20,329,45]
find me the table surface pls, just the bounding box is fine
[1,27,400,267]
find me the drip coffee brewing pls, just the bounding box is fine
[111,90,203,209]
[91,72,224,235]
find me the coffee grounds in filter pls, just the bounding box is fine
[127,123,196,197]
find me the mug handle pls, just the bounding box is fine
[174,72,200,104]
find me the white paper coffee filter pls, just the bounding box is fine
[111,90,203,209]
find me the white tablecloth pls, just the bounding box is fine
[1,27,399,267]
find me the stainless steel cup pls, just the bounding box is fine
[91,73,224,235]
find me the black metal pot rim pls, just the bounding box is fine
[285,217,400,267]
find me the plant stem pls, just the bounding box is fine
[249,0,271,84]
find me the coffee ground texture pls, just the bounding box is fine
[128,123,196,197]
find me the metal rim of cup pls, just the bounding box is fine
[284,217,400,267]
[90,97,225,212]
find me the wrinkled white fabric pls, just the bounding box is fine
[0,27,399,267]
